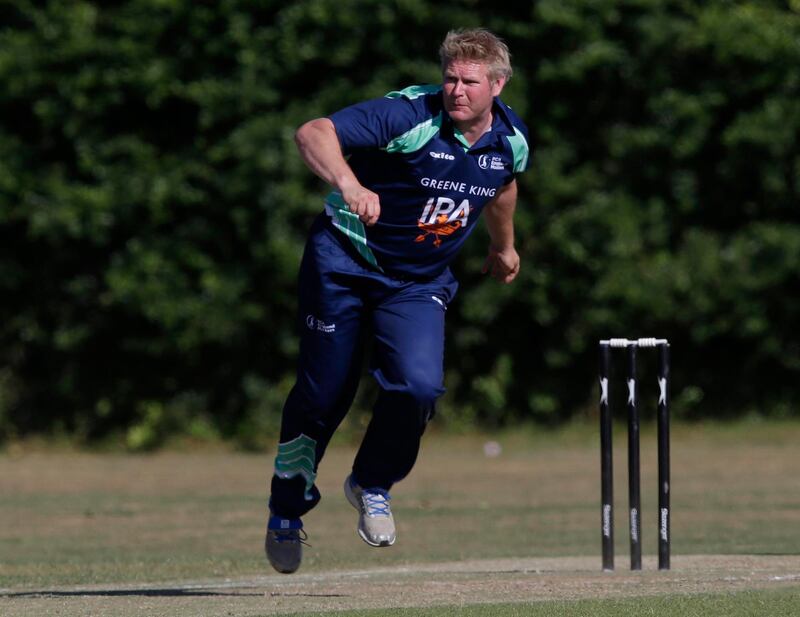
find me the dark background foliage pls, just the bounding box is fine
[1,0,798,447]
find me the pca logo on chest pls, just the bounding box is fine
[478,154,505,170]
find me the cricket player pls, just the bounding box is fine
[265,28,530,573]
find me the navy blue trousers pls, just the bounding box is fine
[269,215,458,519]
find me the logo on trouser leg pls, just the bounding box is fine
[274,433,318,501]
[306,315,336,333]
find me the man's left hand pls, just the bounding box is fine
[482,246,520,283]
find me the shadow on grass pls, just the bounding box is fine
[2,589,349,598]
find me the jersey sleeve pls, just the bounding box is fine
[507,125,531,176]
[497,100,532,182]
[329,96,422,153]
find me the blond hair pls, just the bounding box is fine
[439,28,513,82]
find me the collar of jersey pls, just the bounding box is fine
[447,99,514,151]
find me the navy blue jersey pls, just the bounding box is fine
[324,84,530,279]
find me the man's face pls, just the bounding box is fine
[442,60,505,126]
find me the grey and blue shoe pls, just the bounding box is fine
[265,515,307,574]
[344,474,396,547]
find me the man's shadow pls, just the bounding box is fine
[2,588,348,598]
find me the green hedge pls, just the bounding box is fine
[1,0,798,445]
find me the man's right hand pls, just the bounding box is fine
[295,118,380,226]
[342,184,381,226]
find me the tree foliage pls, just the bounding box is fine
[1,0,798,444]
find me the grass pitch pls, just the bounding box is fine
[1,419,799,615]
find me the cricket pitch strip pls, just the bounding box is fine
[3,554,800,616]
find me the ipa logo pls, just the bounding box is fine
[414,197,471,247]
[418,196,471,227]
